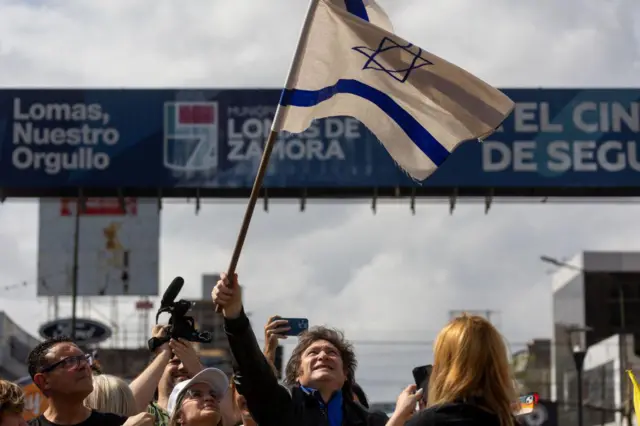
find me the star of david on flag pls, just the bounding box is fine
[272,0,514,181]
[352,37,433,83]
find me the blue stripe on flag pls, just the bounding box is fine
[344,0,369,22]
[279,79,450,166]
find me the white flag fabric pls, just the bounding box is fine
[272,0,514,181]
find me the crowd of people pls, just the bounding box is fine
[0,273,525,426]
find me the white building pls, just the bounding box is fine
[0,311,40,380]
[551,251,640,426]
[573,334,640,426]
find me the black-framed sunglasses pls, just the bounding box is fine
[39,353,93,373]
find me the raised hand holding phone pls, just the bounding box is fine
[390,385,424,424]
[264,316,291,356]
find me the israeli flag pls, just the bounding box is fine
[272,0,514,181]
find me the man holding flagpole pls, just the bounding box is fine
[211,1,515,423]
[213,273,396,426]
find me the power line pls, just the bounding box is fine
[0,280,30,292]
[0,266,150,296]
[0,267,80,294]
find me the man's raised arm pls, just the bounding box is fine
[212,273,294,426]
[129,326,172,413]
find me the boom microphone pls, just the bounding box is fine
[148,276,211,352]
[161,277,184,308]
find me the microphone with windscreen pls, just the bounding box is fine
[147,276,212,352]
[161,276,184,308]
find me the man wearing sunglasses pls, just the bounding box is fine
[27,336,128,426]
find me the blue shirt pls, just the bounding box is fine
[300,385,344,426]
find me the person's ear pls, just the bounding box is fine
[33,373,50,392]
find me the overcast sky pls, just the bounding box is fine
[1,0,640,402]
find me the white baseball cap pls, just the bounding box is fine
[166,368,229,417]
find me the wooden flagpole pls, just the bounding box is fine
[214,130,279,313]
[213,0,320,313]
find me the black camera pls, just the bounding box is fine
[147,276,212,352]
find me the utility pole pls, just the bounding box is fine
[70,192,83,341]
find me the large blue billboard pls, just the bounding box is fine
[0,88,638,193]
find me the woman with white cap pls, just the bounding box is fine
[166,368,229,426]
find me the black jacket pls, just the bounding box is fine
[224,309,389,426]
[406,402,515,426]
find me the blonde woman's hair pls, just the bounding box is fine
[84,374,137,417]
[0,379,25,419]
[428,314,517,426]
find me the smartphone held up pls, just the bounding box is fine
[278,317,309,337]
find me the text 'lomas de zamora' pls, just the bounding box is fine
[225,105,353,162]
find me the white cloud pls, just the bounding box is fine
[0,0,639,402]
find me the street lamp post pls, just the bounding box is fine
[567,325,591,426]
